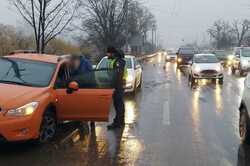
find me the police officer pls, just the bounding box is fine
[106,46,126,130]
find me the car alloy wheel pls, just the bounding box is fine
[231,67,235,74]
[189,75,195,87]
[219,78,223,85]
[138,76,142,89]
[39,111,57,143]
[240,69,245,77]
[132,81,137,95]
[240,112,247,140]
[188,75,191,83]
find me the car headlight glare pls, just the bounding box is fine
[194,66,201,72]
[227,55,234,61]
[216,66,221,72]
[242,60,248,66]
[177,58,182,63]
[6,102,39,117]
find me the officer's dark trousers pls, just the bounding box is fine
[113,89,125,125]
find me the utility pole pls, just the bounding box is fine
[155,26,158,49]
[152,25,154,46]
[152,24,157,51]
[125,0,129,53]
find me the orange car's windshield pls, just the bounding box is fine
[0,58,56,87]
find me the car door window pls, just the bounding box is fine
[55,63,71,89]
[71,69,115,89]
[235,49,240,57]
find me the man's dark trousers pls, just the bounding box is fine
[113,89,125,125]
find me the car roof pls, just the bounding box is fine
[4,53,59,64]
[194,53,215,57]
[179,47,197,50]
[102,55,135,59]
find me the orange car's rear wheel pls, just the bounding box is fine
[239,108,250,144]
[38,111,57,143]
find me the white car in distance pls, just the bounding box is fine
[166,50,177,62]
[232,47,250,76]
[97,55,142,94]
[188,54,224,86]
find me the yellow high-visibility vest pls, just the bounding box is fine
[108,59,128,80]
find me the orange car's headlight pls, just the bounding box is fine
[6,102,39,117]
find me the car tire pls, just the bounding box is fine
[38,110,57,143]
[188,74,192,83]
[240,69,245,77]
[189,75,195,87]
[219,78,223,85]
[176,64,180,70]
[232,67,236,74]
[132,82,137,96]
[138,77,142,89]
[240,108,250,144]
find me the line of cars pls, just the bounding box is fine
[174,47,224,86]
[231,47,250,76]
[173,47,250,87]
[172,47,250,144]
[0,51,142,143]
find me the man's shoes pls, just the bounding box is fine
[107,123,125,130]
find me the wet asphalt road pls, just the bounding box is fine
[0,54,250,166]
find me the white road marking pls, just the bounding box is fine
[163,100,170,125]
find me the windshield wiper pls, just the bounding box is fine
[0,80,33,87]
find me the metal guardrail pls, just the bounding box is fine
[136,53,157,61]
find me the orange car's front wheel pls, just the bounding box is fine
[38,110,57,143]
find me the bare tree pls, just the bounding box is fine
[207,20,234,49]
[232,19,250,47]
[79,0,129,54]
[127,1,155,44]
[11,0,80,53]
[0,24,34,55]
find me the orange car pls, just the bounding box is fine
[0,53,114,143]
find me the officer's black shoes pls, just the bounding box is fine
[107,123,125,130]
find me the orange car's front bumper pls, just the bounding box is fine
[0,114,41,142]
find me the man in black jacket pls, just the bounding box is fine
[106,46,126,130]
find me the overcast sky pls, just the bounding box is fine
[144,0,250,48]
[1,0,250,48]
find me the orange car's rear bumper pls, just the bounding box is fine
[0,115,40,142]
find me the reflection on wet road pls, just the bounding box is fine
[0,54,250,166]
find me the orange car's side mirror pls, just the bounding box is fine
[67,81,79,94]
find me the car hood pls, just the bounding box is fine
[241,57,250,61]
[168,54,176,58]
[0,83,49,111]
[193,63,221,70]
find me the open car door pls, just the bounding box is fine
[56,69,114,122]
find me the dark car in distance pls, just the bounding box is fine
[176,47,199,69]
[213,50,231,67]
